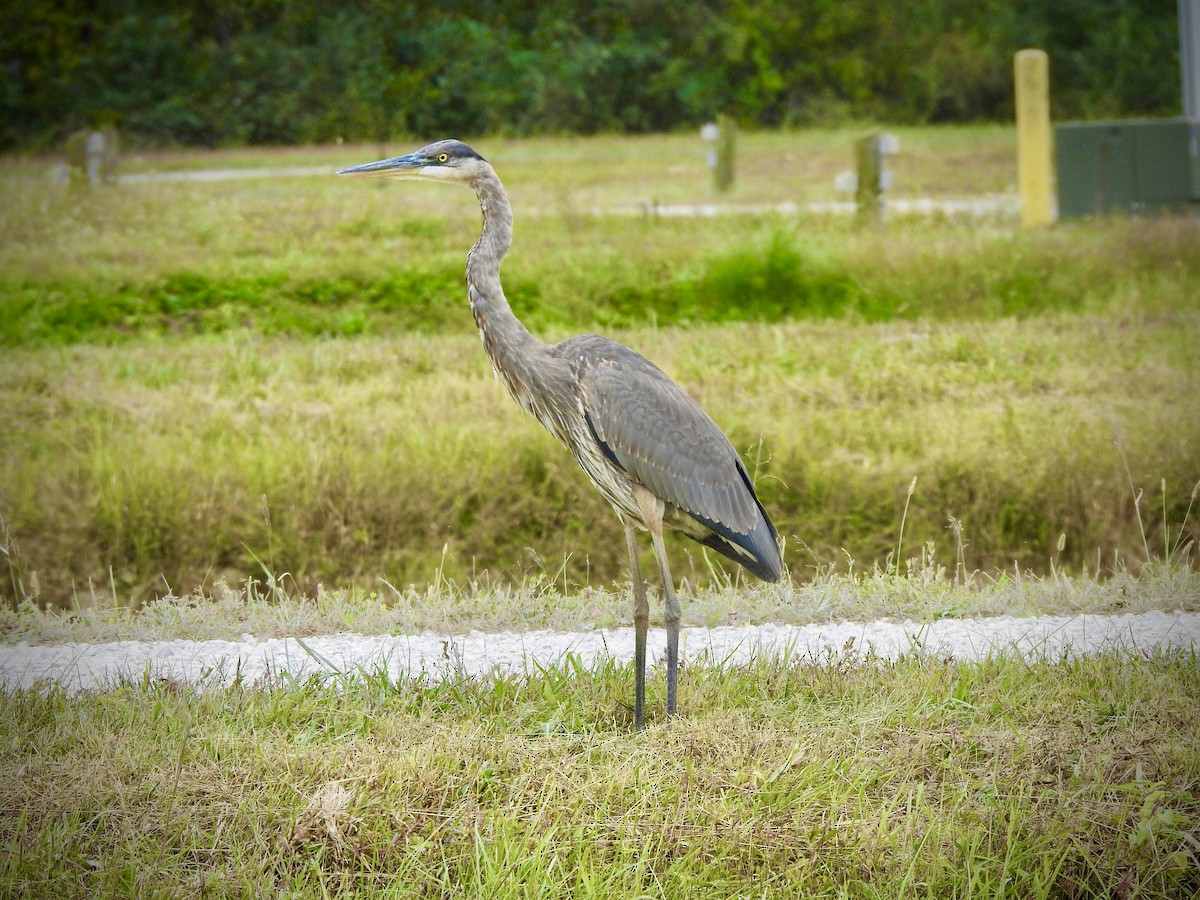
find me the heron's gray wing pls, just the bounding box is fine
[563,337,761,536]
[567,337,782,580]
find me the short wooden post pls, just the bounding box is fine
[65,130,89,186]
[99,127,119,183]
[1014,49,1054,227]
[855,132,883,227]
[65,128,119,185]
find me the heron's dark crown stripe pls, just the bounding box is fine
[424,139,486,162]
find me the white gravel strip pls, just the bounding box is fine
[2,611,1197,694]
[610,195,1017,219]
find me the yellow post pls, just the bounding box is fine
[1014,49,1054,227]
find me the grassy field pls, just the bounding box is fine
[2,124,1199,898]
[1,126,1198,607]
[2,647,1198,897]
[3,562,1198,897]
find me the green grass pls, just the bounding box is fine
[2,306,1196,607]
[1,128,1198,606]
[2,648,1197,897]
[3,183,1197,345]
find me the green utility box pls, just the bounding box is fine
[1055,118,1200,217]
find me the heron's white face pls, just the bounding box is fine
[336,140,488,185]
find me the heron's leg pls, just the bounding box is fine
[648,527,681,718]
[624,522,649,730]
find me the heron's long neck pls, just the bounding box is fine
[466,168,546,406]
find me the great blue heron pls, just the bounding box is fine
[338,139,782,728]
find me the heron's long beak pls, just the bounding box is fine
[336,152,427,178]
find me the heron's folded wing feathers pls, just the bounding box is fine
[572,341,761,535]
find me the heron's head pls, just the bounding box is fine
[336,139,487,185]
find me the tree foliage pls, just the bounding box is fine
[0,0,1182,149]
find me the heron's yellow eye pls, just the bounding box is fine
[437,153,449,163]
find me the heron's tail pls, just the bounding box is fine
[689,495,783,582]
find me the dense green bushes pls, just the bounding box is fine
[2,0,1181,150]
